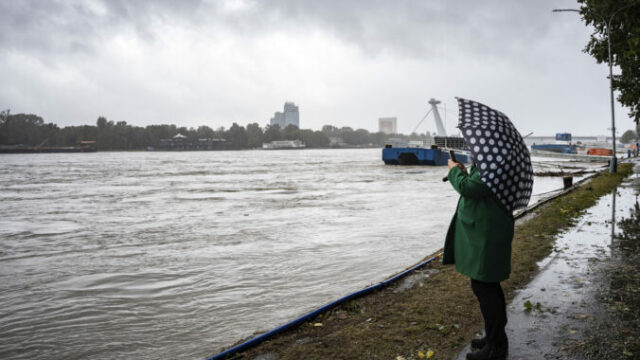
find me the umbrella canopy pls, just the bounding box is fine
[456,97,533,213]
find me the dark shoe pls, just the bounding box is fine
[470,336,486,349]
[465,341,508,360]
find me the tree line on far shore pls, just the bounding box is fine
[0,110,430,150]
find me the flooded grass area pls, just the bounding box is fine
[224,163,634,360]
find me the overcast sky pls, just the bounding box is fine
[0,0,636,136]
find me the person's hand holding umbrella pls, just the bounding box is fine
[448,159,467,174]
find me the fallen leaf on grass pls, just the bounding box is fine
[396,356,406,360]
[523,300,541,311]
[426,350,434,358]
[623,350,633,356]
[312,323,323,327]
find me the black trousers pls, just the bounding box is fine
[470,279,507,346]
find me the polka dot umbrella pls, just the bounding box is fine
[456,97,533,213]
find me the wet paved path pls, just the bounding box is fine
[456,160,640,360]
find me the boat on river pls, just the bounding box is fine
[530,133,577,154]
[262,140,306,150]
[382,137,469,165]
[382,98,469,166]
[529,133,614,162]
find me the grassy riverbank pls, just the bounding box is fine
[217,163,633,360]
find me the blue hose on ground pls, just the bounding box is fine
[206,255,438,360]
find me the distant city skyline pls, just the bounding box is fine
[269,102,300,128]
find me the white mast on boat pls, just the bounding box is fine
[429,98,447,137]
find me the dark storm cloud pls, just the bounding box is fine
[3,0,608,134]
[0,0,574,59]
[0,0,206,55]
[259,0,563,58]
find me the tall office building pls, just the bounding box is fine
[379,117,397,134]
[270,102,300,128]
[283,102,299,128]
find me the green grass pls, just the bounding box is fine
[214,163,633,360]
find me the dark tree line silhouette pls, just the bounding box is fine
[0,110,429,150]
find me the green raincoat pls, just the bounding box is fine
[442,165,515,282]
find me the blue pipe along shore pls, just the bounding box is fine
[207,256,438,360]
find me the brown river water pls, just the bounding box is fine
[0,149,590,359]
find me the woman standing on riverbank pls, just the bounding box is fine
[443,159,514,360]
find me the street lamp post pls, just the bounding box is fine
[553,6,635,173]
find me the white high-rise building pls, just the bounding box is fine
[379,117,397,134]
[270,102,299,128]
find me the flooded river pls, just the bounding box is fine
[0,149,596,359]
